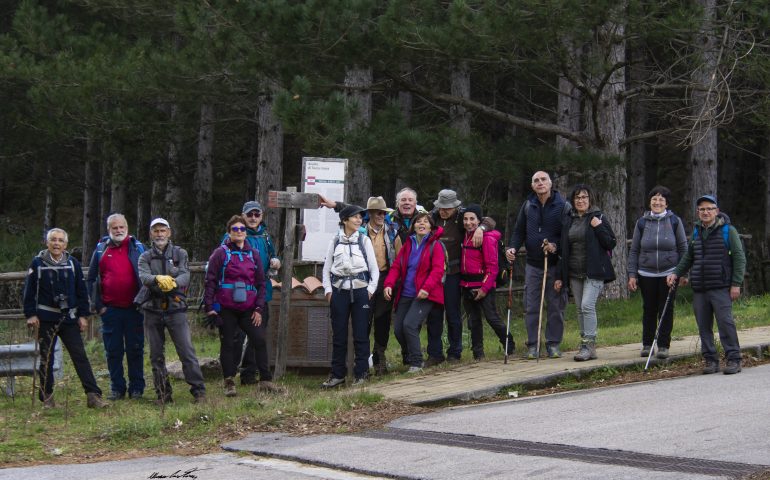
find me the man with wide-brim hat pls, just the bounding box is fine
[362,196,397,374]
[426,189,497,366]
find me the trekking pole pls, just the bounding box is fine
[536,241,549,363]
[645,283,678,370]
[30,323,39,407]
[504,265,514,364]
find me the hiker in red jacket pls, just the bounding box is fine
[384,212,446,373]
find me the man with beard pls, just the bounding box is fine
[136,218,206,404]
[87,213,146,400]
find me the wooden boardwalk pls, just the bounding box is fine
[368,325,770,405]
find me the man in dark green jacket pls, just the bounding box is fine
[667,195,746,375]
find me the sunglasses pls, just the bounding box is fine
[230,226,247,232]
[246,211,262,218]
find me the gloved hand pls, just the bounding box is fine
[156,275,177,293]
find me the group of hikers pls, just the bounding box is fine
[21,169,747,406]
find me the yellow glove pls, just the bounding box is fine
[156,275,177,293]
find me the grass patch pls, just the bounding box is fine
[2,293,768,465]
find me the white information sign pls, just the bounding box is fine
[300,157,348,262]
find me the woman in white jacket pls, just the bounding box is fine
[321,205,379,387]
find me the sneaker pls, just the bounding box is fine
[723,359,742,375]
[321,376,345,388]
[546,345,561,359]
[407,366,423,374]
[352,377,367,386]
[424,356,445,368]
[640,345,652,357]
[259,381,286,394]
[702,360,720,374]
[86,393,110,409]
[526,346,538,360]
[106,391,125,401]
[42,395,55,409]
[224,377,237,397]
[656,347,670,359]
[129,391,143,400]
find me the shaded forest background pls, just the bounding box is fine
[1,0,769,297]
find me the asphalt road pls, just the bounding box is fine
[5,363,770,479]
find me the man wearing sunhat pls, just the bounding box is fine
[667,194,746,375]
[136,218,206,404]
[362,196,396,374]
[427,189,495,365]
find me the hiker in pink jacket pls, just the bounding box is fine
[461,204,515,360]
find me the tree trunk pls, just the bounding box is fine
[43,161,55,236]
[450,61,471,198]
[136,195,149,245]
[257,91,284,251]
[150,157,167,220]
[584,15,628,299]
[165,104,184,238]
[344,65,372,206]
[82,137,100,261]
[626,46,651,231]
[395,63,413,196]
[99,157,111,236]
[686,0,719,225]
[193,103,215,260]
[763,135,770,243]
[110,154,127,215]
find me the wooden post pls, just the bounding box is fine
[268,187,319,379]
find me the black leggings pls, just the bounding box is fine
[218,309,271,380]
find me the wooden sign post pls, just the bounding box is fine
[267,187,319,379]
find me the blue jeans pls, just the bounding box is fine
[426,273,462,360]
[101,306,145,395]
[329,287,371,379]
[569,277,604,340]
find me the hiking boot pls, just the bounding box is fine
[702,360,720,374]
[86,393,110,409]
[374,361,388,376]
[446,356,462,364]
[656,347,670,359]
[526,346,538,360]
[224,377,237,397]
[154,396,173,406]
[42,395,55,409]
[192,392,207,404]
[106,391,125,401]
[259,381,286,394]
[723,359,742,375]
[574,343,591,362]
[240,376,258,386]
[424,356,445,368]
[407,366,423,374]
[473,354,486,362]
[321,376,345,388]
[640,345,652,357]
[546,345,562,359]
[352,376,367,387]
[129,391,143,400]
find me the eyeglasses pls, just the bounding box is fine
[370,210,386,216]
[246,211,262,218]
[230,226,247,232]
[697,207,717,213]
[532,177,549,184]
[574,195,589,200]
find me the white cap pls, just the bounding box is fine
[150,217,170,229]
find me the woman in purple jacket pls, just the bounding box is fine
[204,215,268,397]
